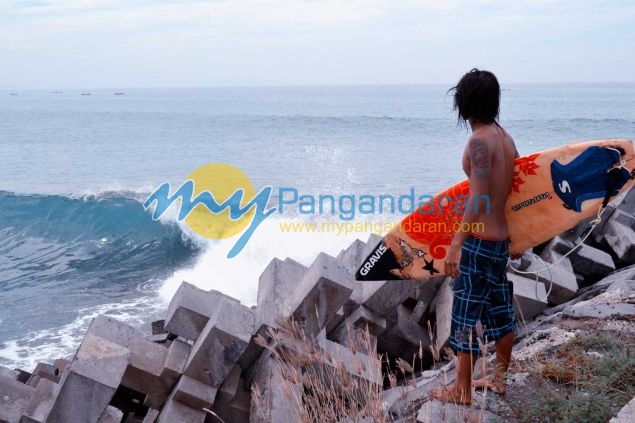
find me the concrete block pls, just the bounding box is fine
[0,365,19,380]
[184,299,254,387]
[325,305,346,337]
[540,236,615,282]
[321,339,382,386]
[363,234,383,256]
[151,320,166,335]
[413,276,446,318]
[255,258,307,333]
[592,205,618,244]
[146,334,169,344]
[347,305,386,336]
[235,334,267,374]
[161,339,190,382]
[377,304,431,361]
[52,360,70,378]
[336,239,367,298]
[228,380,251,413]
[165,281,237,341]
[250,357,301,423]
[617,186,635,209]
[26,363,59,387]
[21,379,59,423]
[570,243,616,280]
[15,370,32,384]
[563,302,635,320]
[589,265,635,291]
[157,399,206,423]
[349,234,418,322]
[392,305,430,347]
[609,208,635,230]
[336,238,367,266]
[507,273,548,321]
[539,236,576,261]
[351,305,387,336]
[213,372,250,414]
[88,316,171,407]
[563,273,635,320]
[0,374,35,423]
[605,220,635,264]
[352,279,417,323]
[209,399,250,423]
[417,399,500,423]
[328,306,386,346]
[279,253,353,337]
[142,409,159,423]
[610,393,635,422]
[431,277,453,350]
[172,375,217,410]
[510,255,578,305]
[559,214,596,243]
[47,332,130,423]
[97,406,123,423]
[217,365,242,402]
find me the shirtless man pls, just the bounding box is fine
[430,69,519,405]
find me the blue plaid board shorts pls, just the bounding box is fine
[450,235,516,354]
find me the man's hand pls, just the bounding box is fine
[509,249,525,260]
[444,244,462,278]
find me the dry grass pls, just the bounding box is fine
[250,315,504,423]
[252,318,388,423]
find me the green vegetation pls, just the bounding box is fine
[514,331,635,423]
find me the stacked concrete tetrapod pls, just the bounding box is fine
[247,251,358,422]
[7,204,629,422]
[2,311,188,423]
[46,314,192,423]
[597,188,635,266]
[157,282,255,422]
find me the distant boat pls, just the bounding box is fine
[52,91,63,94]
[114,92,125,96]
[9,93,18,96]
[81,93,91,96]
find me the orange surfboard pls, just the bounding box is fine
[356,139,635,281]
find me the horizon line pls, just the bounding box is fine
[3,80,635,91]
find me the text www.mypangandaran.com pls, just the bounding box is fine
[278,221,485,236]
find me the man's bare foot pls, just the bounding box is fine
[429,385,472,405]
[473,376,506,395]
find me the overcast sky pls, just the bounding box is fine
[1,0,633,88]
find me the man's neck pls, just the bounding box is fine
[469,119,495,132]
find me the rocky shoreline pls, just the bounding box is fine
[1,189,634,423]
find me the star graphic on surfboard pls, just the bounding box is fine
[422,258,439,275]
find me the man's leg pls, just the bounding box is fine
[494,331,514,378]
[431,236,485,405]
[474,252,516,395]
[430,350,478,404]
[474,331,513,394]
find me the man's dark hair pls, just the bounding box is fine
[449,68,500,125]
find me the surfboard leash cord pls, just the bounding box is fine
[507,203,608,302]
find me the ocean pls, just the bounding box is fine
[1,83,634,370]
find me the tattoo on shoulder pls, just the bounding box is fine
[469,138,490,179]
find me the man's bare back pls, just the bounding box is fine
[461,123,518,241]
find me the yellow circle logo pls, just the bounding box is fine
[184,163,255,239]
